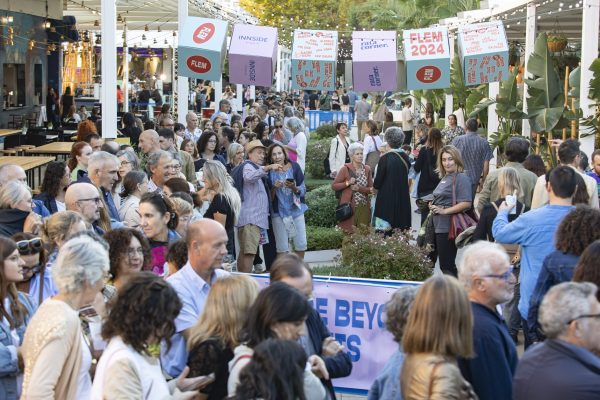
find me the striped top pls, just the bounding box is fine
[236,162,270,229]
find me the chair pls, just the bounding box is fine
[7,114,23,129]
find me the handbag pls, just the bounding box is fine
[335,203,353,222]
[417,212,435,247]
[448,175,478,241]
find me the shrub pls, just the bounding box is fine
[305,178,331,192]
[313,124,337,139]
[306,138,332,179]
[305,185,337,228]
[341,228,433,281]
[306,226,343,251]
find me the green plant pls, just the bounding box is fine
[305,138,331,179]
[305,178,331,192]
[306,226,343,250]
[341,228,433,281]
[313,124,337,139]
[312,264,354,277]
[305,185,337,227]
[581,58,600,149]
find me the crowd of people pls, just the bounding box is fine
[1,86,600,399]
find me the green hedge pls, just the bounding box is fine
[305,178,331,192]
[341,228,433,281]
[306,226,343,251]
[306,138,331,179]
[305,185,337,228]
[313,124,337,139]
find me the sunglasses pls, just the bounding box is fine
[16,238,42,254]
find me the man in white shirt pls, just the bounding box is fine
[184,111,202,143]
[401,98,414,146]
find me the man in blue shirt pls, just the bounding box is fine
[493,165,576,348]
[160,219,230,377]
[457,242,518,400]
[346,87,358,125]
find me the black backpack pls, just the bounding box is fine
[323,138,339,177]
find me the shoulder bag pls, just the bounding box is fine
[448,175,479,241]
[335,166,356,222]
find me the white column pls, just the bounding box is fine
[522,3,536,138]
[214,78,222,111]
[235,83,243,112]
[488,82,500,138]
[445,36,455,120]
[101,0,117,138]
[276,46,282,91]
[177,0,189,124]
[123,25,129,113]
[580,0,600,156]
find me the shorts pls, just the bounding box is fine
[272,215,308,253]
[238,224,261,256]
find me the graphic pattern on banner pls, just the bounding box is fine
[403,27,451,90]
[250,274,420,393]
[178,17,228,81]
[458,21,509,86]
[228,24,278,87]
[291,29,338,91]
[352,31,398,91]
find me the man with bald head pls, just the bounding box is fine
[65,182,104,232]
[138,129,161,171]
[0,164,50,217]
[160,219,230,377]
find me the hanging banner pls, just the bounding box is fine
[458,21,509,86]
[178,17,228,81]
[352,31,398,91]
[291,29,338,91]
[228,24,278,87]
[403,27,451,90]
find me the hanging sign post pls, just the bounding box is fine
[228,24,278,87]
[291,29,338,91]
[178,17,228,81]
[403,27,451,90]
[352,31,398,91]
[458,21,509,86]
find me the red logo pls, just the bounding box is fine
[187,56,212,74]
[416,66,442,83]
[193,23,215,44]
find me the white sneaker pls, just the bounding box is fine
[252,264,266,273]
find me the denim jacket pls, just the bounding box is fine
[0,292,36,399]
[527,250,579,341]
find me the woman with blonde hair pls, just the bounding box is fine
[226,142,245,174]
[187,275,259,399]
[400,275,476,400]
[429,145,473,276]
[200,160,241,259]
[474,167,527,242]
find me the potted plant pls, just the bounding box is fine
[547,33,568,52]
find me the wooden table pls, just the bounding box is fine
[25,142,73,156]
[0,129,21,138]
[0,156,56,187]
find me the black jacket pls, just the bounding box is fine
[513,339,600,400]
[306,307,353,398]
[414,147,440,197]
[0,209,30,236]
[33,192,58,215]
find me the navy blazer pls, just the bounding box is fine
[33,192,59,215]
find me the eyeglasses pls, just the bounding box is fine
[22,264,43,275]
[482,267,514,282]
[567,313,600,325]
[77,197,102,205]
[173,164,182,171]
[16,238,42,254]
[127,247,144,258]
[275,125,283,128]
[120,161,131,167]
[208,139,217,143]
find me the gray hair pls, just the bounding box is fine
[539,282,597,339]
[458,241,510,291]
[286,117,305,134]
[385,286,419,343]
[227,142,244,164]
[52,235,109,294]
[348,142,364,158]
[283,106,295,118]
[0,164,24,186]
[186,111,197,122]
[116,149,140,171]
[88,151,119,175]
[219,99,230,108]
[384,127,405,149]
[0,180,31,209]
[146,150,173,174]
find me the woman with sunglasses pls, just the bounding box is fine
[34,161,71,215]
[195,131,226,172]
[139,192,180,276]
[11,233,50,308]
[0,236,36,399]
[103,228,152,292]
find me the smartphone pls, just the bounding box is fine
[286,178,295,183]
